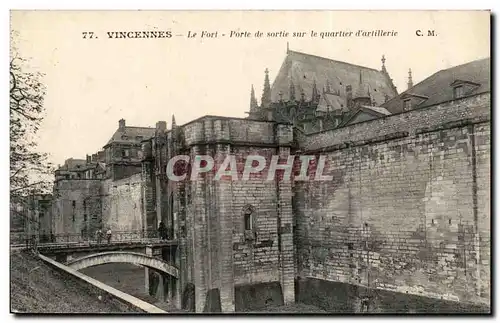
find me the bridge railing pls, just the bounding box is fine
[10,230,166,249]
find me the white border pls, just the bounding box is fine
[2,2,497,323]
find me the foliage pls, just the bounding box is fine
[10,36,53,225]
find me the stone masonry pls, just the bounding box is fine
[294,93,490,310]
[50,59,490,313]
[139,90,489,312]
[142,117,296,312]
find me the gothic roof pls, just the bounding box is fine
[382,57,490,112]
[270,50,398,107]
[105,126,156,146]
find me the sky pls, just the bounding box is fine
[10,10,490,167]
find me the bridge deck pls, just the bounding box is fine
[32,239,178,253]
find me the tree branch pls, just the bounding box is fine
[10,165,26,180]
[10,181,45,193]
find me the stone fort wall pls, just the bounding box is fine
[50,92,490,312]
[53,174,145,241]
[294,93,490,311]
[101,173,144,234]
[52,179,102,240]
[170,117,296,312]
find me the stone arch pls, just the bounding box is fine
[65,251,179,278]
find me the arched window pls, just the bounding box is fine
[242,205,255,231]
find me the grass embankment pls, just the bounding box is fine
[10,251,136,313]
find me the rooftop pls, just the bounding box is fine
[382,57,490,112]
[270,50,398,109]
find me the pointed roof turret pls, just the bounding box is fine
[261,68,272,108]
[171,114,177,128]
[354,71,370,99]
[250,85,258,112]
[407,68,414,89]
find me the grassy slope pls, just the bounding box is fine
[10,251,135,313]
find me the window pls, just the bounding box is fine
[403,99,411,111]
[72,201,76,222]
[244,213,252,230]
[454,85,464,99]
[83,200,87,221]
[122,149,130,158]
[243,205,255,231]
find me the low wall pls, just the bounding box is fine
[38,254,166,314]
[295,277,490,314]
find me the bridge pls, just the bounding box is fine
[66,251,179,278]
[11,231,182,307]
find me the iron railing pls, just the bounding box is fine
[10,230,174,250]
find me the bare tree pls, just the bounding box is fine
[10,33,53,230]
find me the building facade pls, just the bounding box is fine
[49,53,491,313]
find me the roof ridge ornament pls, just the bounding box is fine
[261,68,272,108]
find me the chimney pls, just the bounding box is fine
[86,154,91,164]
[119,119,126,130]
[156,121,167,133]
